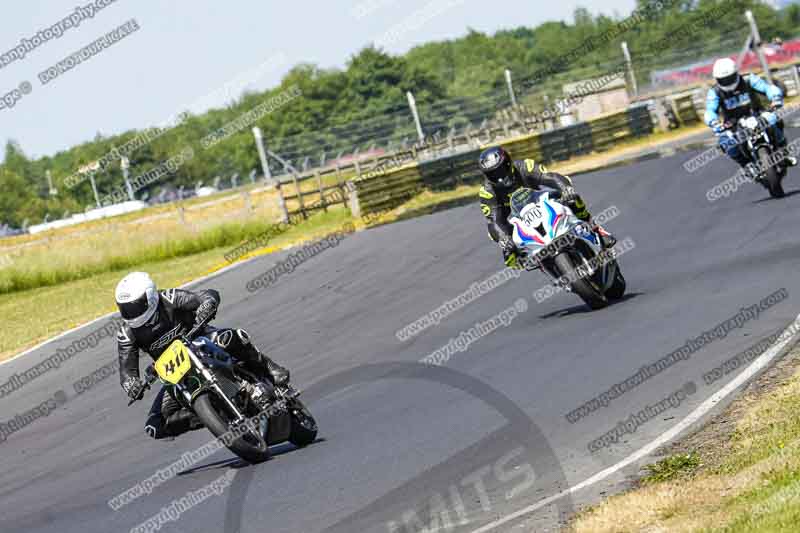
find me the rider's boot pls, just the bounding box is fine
[239,343,290,386]
[592,223,617,249]
[503,248,523,270]
[215,329,290,386]
[261,354,290,386]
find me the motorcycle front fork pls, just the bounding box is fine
[532,257,573,292]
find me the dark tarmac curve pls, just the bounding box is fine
[2,137,800,533]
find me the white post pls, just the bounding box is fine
[121,157,135,201]
[253,127,288,222]
[505,69,517,107]
[736,35,754,70]
[622,41,638,98]
[746,10,773,84]
[406,91,425,143]
[88,174,101,208]
[46,170,57,196]
[252,127,274,183]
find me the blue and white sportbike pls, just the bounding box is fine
[508,188,625,309]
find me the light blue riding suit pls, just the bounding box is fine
[704,73,785,166]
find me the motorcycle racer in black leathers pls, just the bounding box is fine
[115,272,290,440]
[478,146,615,268]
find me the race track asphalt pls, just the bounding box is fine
[2,134,800,533]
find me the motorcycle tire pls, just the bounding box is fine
[288,399,318,448]
[554,251,608,310]
[193,392,271,464]
[757,146,785,198]
[605,265,627,300]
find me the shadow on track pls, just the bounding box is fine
[752,188,800,203]
[176,438,326,476]
[538,292,643,320]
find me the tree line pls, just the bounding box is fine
[2,0,799,228]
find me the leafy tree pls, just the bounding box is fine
[1,0,797,226]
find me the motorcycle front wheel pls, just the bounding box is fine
[193,392,271,464]
[288,399,318,448]
[554,251,608,310]
[757,146,785,198]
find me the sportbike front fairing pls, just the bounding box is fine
[508,188,625,309]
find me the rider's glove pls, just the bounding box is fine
[194,300,218,327]
[498,235,516,254]
[719,131,739,152]
[561,186,578,203]
[711,120,728,135]
[122,376,146,401]
[499,237,523,269]
[504,251,521,269]
[770,100,783,110]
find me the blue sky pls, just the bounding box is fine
[0,0,636,160]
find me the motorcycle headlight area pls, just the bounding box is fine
[571,222,591,237]
[743,116,760,130]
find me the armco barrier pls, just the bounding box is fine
[669,94,700,126]
[349,104,654,217]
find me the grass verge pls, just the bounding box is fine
[570,342,800,533]
[0,208,352,360]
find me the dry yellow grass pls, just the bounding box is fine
[571,348,800,533]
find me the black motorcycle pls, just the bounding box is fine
[727,112,789,198]
[130,320,317,463]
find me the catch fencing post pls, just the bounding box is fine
[505,69,518,107]
[406,91,425,144]
[88,174,101,208]
[621,42,638,98]
[745,10,773,85]
[253,127,289,223]
[46,170,58,196]
[121,157,135,201]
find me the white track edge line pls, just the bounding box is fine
[470,313,800,533]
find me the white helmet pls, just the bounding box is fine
[115,272,159,328]
[713,57,740,92]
